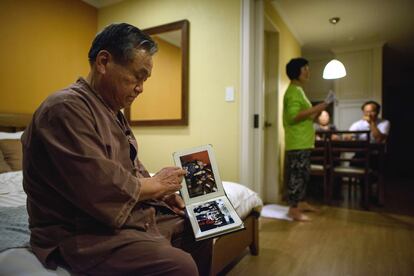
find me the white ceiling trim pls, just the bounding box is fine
[81,0,124,8]
[270,1,302,46]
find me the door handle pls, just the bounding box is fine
[264,121,272,128]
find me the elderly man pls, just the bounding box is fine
[349,100,390,143]
[22,23,211,275]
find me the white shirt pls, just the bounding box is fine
[349,118,390,143]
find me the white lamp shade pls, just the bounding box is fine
[323,59,347,79]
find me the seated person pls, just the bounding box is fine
[347,101,389,172]
[21,23,211,276]
[348,100,390,143]
[314,110,340,140]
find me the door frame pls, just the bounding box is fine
[240,0,281,199]
[240,0,256,190]
[240,0,264,194]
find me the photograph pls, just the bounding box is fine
[180,150,218,198]
[193,199,235,232]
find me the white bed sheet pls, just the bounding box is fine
[0,248,70,276]
[0,171,25,200]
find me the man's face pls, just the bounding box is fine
[103,49,153,110]
[363,103,378,120]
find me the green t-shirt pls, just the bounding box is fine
[283,84,315,151]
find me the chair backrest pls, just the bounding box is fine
[328,131,371,174]
[310,131,331,171]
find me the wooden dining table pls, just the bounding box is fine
[315,130,387,206]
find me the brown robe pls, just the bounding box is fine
[21,78,211,275]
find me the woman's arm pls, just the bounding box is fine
[294,102,329,122]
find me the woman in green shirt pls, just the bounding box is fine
[283,58,336,221]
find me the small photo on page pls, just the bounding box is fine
[193,199,235,232]
[180,150,218,198]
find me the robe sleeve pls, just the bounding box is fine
[36,100,141,229]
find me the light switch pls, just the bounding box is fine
[225,86,235,102]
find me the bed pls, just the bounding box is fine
[0,113,262,275]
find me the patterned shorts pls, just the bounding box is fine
[286,149,311,206]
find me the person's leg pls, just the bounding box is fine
[156,212,213,276]
[297,150,319,212]
[75,232,198,276]
[171,228,212,276]
[286,150,311,221]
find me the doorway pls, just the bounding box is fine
[263,17,279,203]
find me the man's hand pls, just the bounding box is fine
[363,113,377,126]
[363,115,372,123]
[163,193,186,216]
[139,167,186,201]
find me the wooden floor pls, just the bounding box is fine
[225,207,414,276]
[221,176,414,276]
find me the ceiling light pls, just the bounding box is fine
[323,17,347,80]
[323,59,346,79]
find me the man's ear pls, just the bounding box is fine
[95,50,111,74]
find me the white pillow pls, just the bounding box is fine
[0,131,24,140]
[223,181,263,219]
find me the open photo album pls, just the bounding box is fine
[173,144,244,241]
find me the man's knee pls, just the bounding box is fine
[167,248,199,276]
[80,241,199,276]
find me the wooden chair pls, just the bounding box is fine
[368,143,386,205]
[310,131,331,202]
[328,131,372,208]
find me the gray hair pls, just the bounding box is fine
[88,23,157,65]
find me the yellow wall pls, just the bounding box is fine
[99,0,241,180]
[131,36,182,120]
[264,0,301,185]
[0,0,97,113]
[0,0,299,185]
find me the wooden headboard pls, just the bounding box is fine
[0,113,32,132]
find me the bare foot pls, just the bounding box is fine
[298,201,319,212]
[288,207,311,222]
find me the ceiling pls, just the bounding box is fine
[82,0,414,57]
[81,0,123,8]
[271,0,414,57]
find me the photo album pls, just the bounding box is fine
[173,144,244,241]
